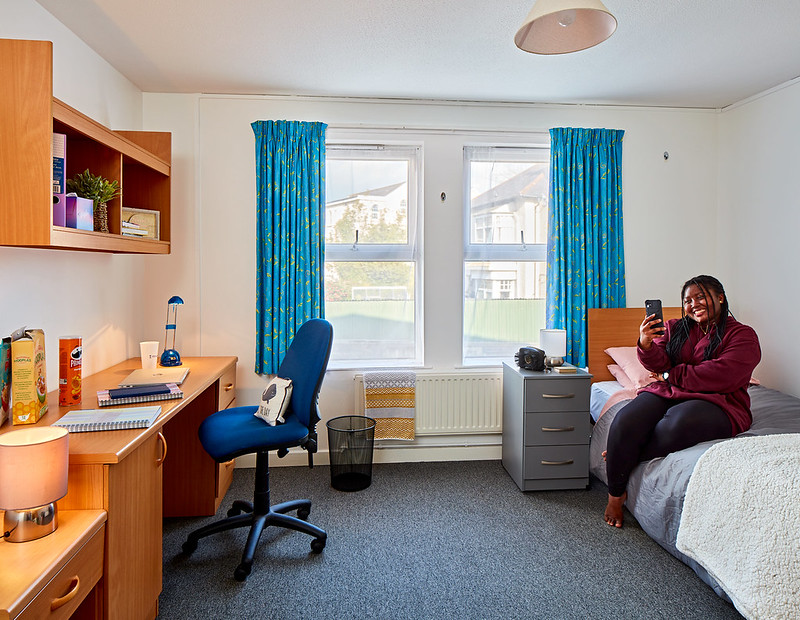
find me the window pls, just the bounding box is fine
[463,145,549,365]
[325,144,422,367]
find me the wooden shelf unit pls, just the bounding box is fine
[0,38,171,254]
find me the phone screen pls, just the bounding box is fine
[645,299,664,329]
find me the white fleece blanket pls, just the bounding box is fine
[676,433,800,620]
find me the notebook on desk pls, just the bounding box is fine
[119,366,190,387]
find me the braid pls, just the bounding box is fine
[667,275,731,363]
[665,315,692,365]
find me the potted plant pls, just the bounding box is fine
[66,169,121,233]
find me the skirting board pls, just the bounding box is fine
[234,442,502,468]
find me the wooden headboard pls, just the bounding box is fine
[587,307,682,382]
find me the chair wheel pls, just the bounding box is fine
[182,539,197,554]
[227,507,241,517]
[297,507,310,520]
[234,563,251,581]
[310,538,326,553]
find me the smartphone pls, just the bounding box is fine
[645,299,664,330]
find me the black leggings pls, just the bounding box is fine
[605,391,733,497]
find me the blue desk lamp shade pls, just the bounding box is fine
[161,295,184,367]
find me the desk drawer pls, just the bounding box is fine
[524,412,591,446]
[524,379,589,413]
[217,365,236,410]
[18,523,104,620]
[523,445,588,480]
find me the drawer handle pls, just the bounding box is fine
[542,393,575,399]
[541,459,574,466]
[157,431,168,465]
[223,383,234,392]
[51,575,80,611]
[541,426,575,432]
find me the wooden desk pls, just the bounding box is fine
[0,510,106,620]
[0,356,237,620]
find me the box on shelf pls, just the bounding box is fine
[53,194,66,227]
[11,329,48,425]
[66,195,93,231]
[52,133,66,220]
[1,337,10,426]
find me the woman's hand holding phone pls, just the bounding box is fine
[640,299,666,350]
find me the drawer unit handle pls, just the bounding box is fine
[157,431,168,465]
[541,459,574,466]
[223,383,234,392]
[541,426,575,432]
[51,575,80,610]
[542,393,575,399]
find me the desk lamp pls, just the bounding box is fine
[160,295,184,367]
[0,426,69,542]
[540,328,567,369]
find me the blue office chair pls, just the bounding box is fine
[182,318,333,581]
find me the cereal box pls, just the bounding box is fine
[0,337,10,426]
[11,329,48,424]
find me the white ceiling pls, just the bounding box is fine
[35,0,800,109]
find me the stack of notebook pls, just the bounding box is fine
[53,405,162,432]
[96,382,183,407]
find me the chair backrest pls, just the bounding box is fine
[277,318,333,429]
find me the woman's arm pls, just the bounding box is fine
[668,323,760,393]
[637,317,673,372]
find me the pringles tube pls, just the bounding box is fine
[59,336,82,406]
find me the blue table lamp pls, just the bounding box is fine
[160,295,184,367]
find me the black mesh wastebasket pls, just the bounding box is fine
[326,415,376,492]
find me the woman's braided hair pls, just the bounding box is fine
[665,275,730,365]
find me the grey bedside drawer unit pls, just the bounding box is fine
[502,362,592,491]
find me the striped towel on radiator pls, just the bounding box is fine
[363,370,416,440]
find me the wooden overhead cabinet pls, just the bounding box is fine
[0,38,171,254]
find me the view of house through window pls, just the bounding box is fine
[324,145,421,366]
[463,145,550,364]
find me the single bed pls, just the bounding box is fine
[586,308,800,618]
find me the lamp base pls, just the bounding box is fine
[544,356,564,369]
[3,503,58,543]
[160,349,182,367]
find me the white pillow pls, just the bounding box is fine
[254,376,293,426]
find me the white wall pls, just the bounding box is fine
[142,93,720,463]
[0,0,167,384]
[717,79,800,397]
[12,0,790,464]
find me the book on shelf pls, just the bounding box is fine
[97,382,183,407]
[52,405,162,433]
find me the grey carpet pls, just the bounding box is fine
[159,460,741,619]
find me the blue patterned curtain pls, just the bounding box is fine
[252,120,327,374]
[547,127,626,368]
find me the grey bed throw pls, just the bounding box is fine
[588,385,800,600]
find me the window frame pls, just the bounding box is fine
[324,142,424,369]
[462,142,550,366]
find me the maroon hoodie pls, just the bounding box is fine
[637,316,761,434]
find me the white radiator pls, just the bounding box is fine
[353,372,502,435]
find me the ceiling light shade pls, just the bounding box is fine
[515,0,617,55]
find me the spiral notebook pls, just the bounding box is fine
[96,383,183,407]
[53,405,162,432]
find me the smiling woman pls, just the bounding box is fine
[603,274,762,528]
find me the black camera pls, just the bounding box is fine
[514,346,545,371]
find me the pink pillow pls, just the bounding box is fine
[604,347,655,389]
[607,364,634,389]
